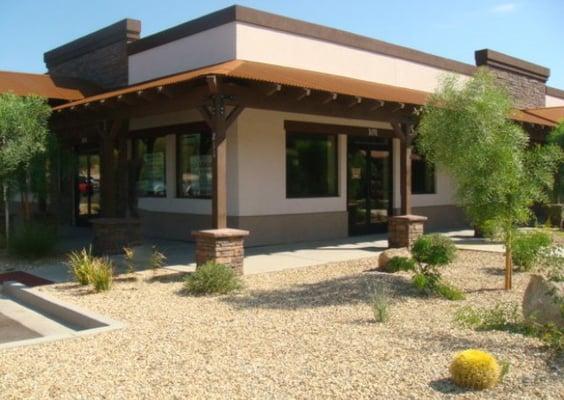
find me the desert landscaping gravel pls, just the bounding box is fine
[0,250,562,399]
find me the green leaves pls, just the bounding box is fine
[417,69,563,237]
[0,93,51,179]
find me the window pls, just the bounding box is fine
[177,132,213,198]
[134,136,167,197]
[411,153,436,194]
[286,133,338,198]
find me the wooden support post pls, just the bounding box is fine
[400,139,412,215]
[199,76,245,229]
[98,120,126,218]
[391,119,416,216]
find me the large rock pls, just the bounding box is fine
[522,275,564,328]
[378,248,411,272]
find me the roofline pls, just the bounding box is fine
[475,49,550,82]
[547,86,564,99]
[127,5,476,76]
[44,19,141,68]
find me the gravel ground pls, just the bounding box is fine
[0,250,562,399]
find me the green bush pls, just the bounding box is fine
[454,303,563,353]
[9,222,57,258]
[90,258,113,292]
[435,282,465,301]
[412,234,456,266]
[387,256,416,273]
[184,262,242,295]
[512,230,552,271]
[67,247,95,285]
[408,234,462,300]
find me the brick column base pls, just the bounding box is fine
[192,228,250,275]
[388,215,428,248]
[92,218,142,255]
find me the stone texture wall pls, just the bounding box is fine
[488,68,546,109]
[48,41,129,90]
[388,215,427,248]
[193,229,249,275]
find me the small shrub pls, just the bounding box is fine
[67,247,95,285]
[512,230,552,271]
[435,282,465,300]
[408,235,462,300]
[184,262,242,295]
[454,303,520,331]
[123,247,135,274]
[150,246,166,272]
[387,256,416,273]
[370,283,390,323]
[9,222,57,258]
[90,258,113,292]
[449,349,501,390]
[453,303,563,353]
[412,234,456,266]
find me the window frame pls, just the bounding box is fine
[132,135,168,198]
[285,130,340,199]
[176,127,213,199]
[411,152,436,195]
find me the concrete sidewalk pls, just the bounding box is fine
[28,229,504,283]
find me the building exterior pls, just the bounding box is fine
[2,5,564,250]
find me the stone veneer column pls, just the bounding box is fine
[92,218,142,255]
[388,215,428,248]
[192,229,250,275]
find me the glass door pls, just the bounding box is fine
[76,151,101,225]
[348,136,393,235]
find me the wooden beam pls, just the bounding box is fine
[98,119,126,218]
[206,75,221,94]
[296,88,311,101]
[321,92,338,105]
[369,100,385,111]
[265,83,282,97]
[347,96,362,108]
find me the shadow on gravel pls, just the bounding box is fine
[430,378,474,395]
[223,272,418,310]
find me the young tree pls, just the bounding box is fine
[0,93,51,242]
[416,69,562,290]
[548,121,564,203]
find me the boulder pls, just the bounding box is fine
[378,247,411,272]
[522,274,564,328]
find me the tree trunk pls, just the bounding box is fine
[3,183,10,245]
[504,242,513,290]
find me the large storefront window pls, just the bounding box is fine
[286,133,338,198]
[177,133,213,198]
[135,137,167,197]
[411,153,436,194]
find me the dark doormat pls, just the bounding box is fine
[0,271,53,287]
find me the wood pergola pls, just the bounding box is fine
[52,60,553,230]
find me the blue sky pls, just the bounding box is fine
[1,0,563,88]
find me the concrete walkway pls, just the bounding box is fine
[27,229,505,284]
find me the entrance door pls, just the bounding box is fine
[348,136,393,235]
[76,151,101,225]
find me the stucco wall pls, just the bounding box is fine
[128,21,469,91]
[128,23,237,84]
[546,95,564,107]
[235,23,469,92]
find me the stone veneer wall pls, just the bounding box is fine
[475,49,549,109]
[44,19,141,89]
[47,41,130,89]
[489,68,546,109]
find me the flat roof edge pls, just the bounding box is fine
[127,5,476,76]
[547,86,564,99]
